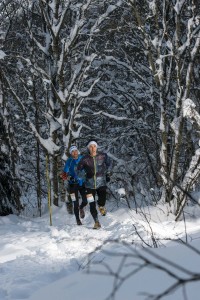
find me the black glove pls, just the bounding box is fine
[106,173,111,182]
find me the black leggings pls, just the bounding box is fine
[68,184,87,221]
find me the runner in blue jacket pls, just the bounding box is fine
[62,145,87,225]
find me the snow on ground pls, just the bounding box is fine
[0,199,200,300]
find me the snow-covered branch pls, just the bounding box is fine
[183,98,200,127]
[2,71,59,155]
[91,110,131,121]
[90,1,122,35]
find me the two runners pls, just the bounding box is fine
[62,141,112,229]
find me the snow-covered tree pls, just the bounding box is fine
[0,75,22,215]
[1,0,123,208]
[1,0,200,218]
[125,0,200,215]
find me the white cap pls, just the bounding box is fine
[69,145,78,154]
[87,141,98,148]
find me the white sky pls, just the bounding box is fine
[0,196,200,300]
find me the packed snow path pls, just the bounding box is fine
[0,202,200,300]
[0,203,139,300]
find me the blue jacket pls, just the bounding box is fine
[63,155,85,186]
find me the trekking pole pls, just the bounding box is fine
[46,153,52,226]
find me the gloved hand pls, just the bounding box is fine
[61,172,68,180]
[106,173,111,183]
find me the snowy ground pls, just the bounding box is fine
[0,198,200,300]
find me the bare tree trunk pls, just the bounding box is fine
[36,140,42,215]
[52,152,59,206]
[34,95,42,216]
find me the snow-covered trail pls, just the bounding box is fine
[0,203,137,300]
[0,202,200,300]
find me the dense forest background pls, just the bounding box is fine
[0,0,200,219]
